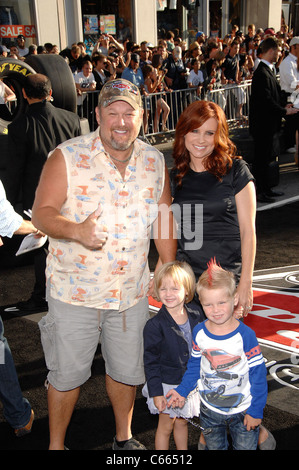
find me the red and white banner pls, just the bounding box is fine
[246,289,299,351]
[149,289,299,352]
[0,25,36,38]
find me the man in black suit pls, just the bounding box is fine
[5,74,81,313]
[249,37,298,203]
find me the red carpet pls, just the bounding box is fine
[246,289,299,351]
[148,289,299,352]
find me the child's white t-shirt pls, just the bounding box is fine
[187,69,204,87]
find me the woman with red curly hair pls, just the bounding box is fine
[170,100,256,320]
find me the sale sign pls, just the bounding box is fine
[0,25,36,38]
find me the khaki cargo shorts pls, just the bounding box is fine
[39,296,149,391]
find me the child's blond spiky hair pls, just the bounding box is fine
[196,258,236,300]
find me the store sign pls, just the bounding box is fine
[0,25,36,38]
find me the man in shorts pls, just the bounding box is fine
[32,78,176,450]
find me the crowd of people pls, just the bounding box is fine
[1,24,298,135]
[0,22,296,451]
[0,25,294,89]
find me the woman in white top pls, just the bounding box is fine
[187,59,204,97]
[0,79,16,120]
[0,79,15,103]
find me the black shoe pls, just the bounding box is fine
[257,193,275,203]
[4,298,48,314]
[112,436,146,450]
[265,189,284,197]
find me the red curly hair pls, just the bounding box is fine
[173,100,240,187]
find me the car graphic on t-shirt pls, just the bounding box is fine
[202,348,241,371]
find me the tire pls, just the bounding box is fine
[0,55,78,268]
[0,55,77,135]
[25,54,77,113]
[0,55,79,180]
[0,58,36,133]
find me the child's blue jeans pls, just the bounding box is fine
[200,403,260,450]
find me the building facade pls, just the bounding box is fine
[0,0,292,52]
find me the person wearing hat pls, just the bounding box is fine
[264,28,275,37]
[16,34,29,57]
[121,52,145,90]
[195,31,206,50]
[279,36,299,153]
[196,31,204,41]
[31,78,176,450]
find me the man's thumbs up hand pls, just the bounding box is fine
[77,203,108,250]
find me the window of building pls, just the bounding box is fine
[0,0,36,48]
[229,0,241,32]
[157,1,181,39]
[209,0,242,39]
[81,0,132,48]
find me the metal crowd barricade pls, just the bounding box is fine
[76,88,199,137]
[76,89,100,132]
[205,80,252,130]
[140,88,198,138]
[76,81,252,137]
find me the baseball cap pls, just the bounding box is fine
[264,28,275,36]
[98,79,142,110]
[290,36,299,46]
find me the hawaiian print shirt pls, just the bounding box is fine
[46,129,165,311]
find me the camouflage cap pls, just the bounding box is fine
[98,79,142,110]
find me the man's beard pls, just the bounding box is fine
[110,134,133,151]
[109,124,141,151]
